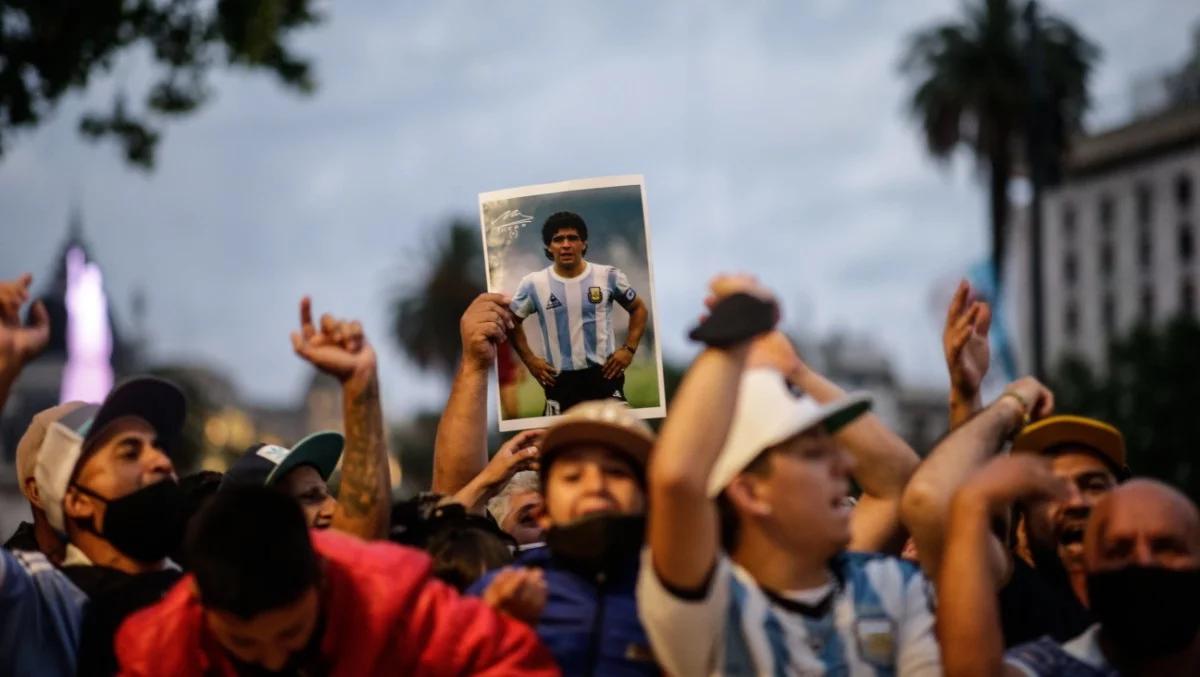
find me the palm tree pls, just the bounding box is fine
[900,0,1097,282]
[390,219,485,380]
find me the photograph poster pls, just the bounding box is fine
[479,175,667,432]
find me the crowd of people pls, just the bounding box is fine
[0,217,1198,676]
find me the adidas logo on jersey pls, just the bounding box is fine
[545,294,563,310]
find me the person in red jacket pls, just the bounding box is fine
[114,487,558,676]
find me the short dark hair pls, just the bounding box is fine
[172,470,225,568]
[427,525,514,591]
[541,211,588,245]
[186,486,319,619]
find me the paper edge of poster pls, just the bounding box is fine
[498,406,667,433]
[479,174,645,204]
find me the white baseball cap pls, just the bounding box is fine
[706,368,872,498]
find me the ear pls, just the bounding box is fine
[22,476,43,509]
[544,247,553,261]
[62,486,97,522]
[725,474,772,518]
[533,500,553,532]
[1013,513,1033,567]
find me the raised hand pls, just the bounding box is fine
[746,330,807,380]
[999,376,1055,428]
[956,454,1069,513]
[290,296,376,383]
[460,293,515,370]
[477,429,542,489]
[0,273,50,378]
[483,567,547,626]
[943,280,991,400]
[705,273,778,310]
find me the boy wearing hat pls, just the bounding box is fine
[469,398,660,675]
[638,276,939,676]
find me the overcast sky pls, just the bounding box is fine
[2,0,1196,419]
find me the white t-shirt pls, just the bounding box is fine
[636,549,942,676]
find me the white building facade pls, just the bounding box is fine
[1008,105,1200,374]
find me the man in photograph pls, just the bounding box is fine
[508,210,648,415]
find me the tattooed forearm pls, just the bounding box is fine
[333,370,391,539]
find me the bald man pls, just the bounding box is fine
[937,457,1200,677]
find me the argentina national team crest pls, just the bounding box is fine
[854,617,897,668]
[588,286,603,304]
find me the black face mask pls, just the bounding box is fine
[546,512,644,579]
[73,479,187,563]
[1087,566,1200,659]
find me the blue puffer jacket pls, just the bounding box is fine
[468,545,658,676]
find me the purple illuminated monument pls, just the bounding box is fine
[60,246,114,403]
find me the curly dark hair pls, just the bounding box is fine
[541,211,588,245]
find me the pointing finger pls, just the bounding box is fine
[299,297,316,339]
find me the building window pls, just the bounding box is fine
[1099,194,1115,235]
[1182,278,1196,316]
[1178,173,1194,210]
[1102,294,1116,336]
[1063,252,1078,286]
[1182,224,1195,263]
[1062,203,1076,240]
[1141,286,1155,323]
[1100,242,1115,279]
[1139,231,1153,271]
[1065,301,1079,338]
[1136,183,1153,226]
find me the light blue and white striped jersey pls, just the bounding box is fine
[1,547,87,676]
[637,549,942,676]
[510,262,638,372]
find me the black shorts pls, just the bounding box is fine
[543,364,627,415]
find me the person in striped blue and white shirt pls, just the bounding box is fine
[509,211,649,416]
[638,276,940,676]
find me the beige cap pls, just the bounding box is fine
[14,401,89,503]
[539,400,656,478]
